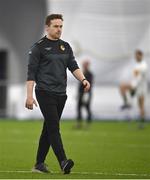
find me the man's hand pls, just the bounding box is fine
[25,97,37,110]
[134,70,140,77]
[82,79,90,92]
[72,69,91,92]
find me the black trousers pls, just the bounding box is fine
[35,89,67,166]
[77,92,92,122]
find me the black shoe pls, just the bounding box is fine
[120,104,131,110]
[32,163,50,173]
[61,159,74,174]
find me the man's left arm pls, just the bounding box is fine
[73,69,90,92]
[67,44,90,92]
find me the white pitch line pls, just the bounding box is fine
[0,170,150,177]
[0,170,30,173]
[73,172,150,177]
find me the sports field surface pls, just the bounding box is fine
[0,120,150,179]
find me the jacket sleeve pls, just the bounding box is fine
[27,46,40,81]
[67,45,79,73]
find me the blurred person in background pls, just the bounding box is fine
[119,50,148,128]
[25,14,90,174]
[75,60,94,129]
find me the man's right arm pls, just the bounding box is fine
[25,81,37,110]
[25,45,40,110]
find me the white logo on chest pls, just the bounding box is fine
[45,47,52,51]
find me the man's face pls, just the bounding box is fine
[135,52,142,62]
[83,61,90,71]
[46,19,63,40]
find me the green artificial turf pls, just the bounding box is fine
[0,120,150,179]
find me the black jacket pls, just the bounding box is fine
[27,36,79,95]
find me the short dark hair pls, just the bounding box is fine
[45,14,63,26]
[136,49,143,56]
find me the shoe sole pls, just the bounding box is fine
[31,168,50,173]
[32,168,43,173]
[63,160,74,174]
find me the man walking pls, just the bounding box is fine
[25,14,90,174]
